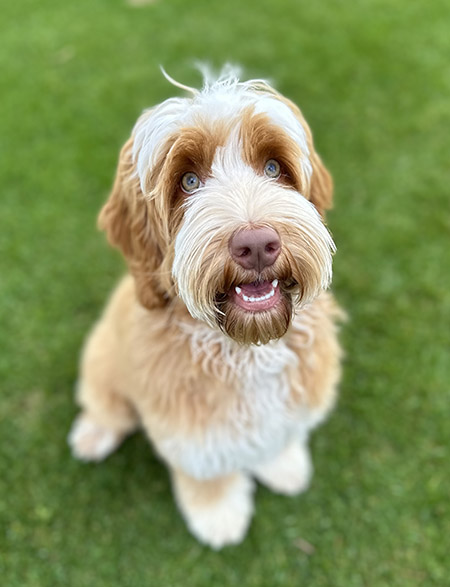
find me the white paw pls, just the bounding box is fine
[182,476,254,550]
[253,441,313,495]
[68,414,123,462]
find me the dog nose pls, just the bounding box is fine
[230,227,281,272]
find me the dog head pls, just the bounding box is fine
[99,67,335,344]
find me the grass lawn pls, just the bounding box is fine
[1,0,449,585]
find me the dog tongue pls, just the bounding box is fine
[240,281,273,296]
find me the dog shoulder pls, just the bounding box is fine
[286,293,344,414]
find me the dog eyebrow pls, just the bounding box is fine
[239,108,304,192]
[165,122,232,179]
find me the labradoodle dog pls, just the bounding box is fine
[69,67,343,549]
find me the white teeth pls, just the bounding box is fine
[234,280,280,305]
[238,287,276,304]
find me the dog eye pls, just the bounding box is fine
[181,172,200,193]
[264,159,281,179]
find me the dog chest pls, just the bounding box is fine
[154,326,306,479]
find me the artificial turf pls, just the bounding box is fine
[1,0,449,585]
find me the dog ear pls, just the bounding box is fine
[276,94,333,216]
[98,137,146,258]
[308,149,334,216]
[98,137,167,309]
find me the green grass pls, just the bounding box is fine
[1,0,449,584]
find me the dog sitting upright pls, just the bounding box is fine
[69,67,343,549]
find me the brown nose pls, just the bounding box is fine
[229,227,281,272]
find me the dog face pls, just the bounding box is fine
[99,70,335,344]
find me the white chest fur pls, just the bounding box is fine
[156,321,315,480]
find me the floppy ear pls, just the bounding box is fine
[98,137,167,309]
[308,149,334,216]
[276,93,333,216]
[98,137,147,258]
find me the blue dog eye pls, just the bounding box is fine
[181,172,200,193]
[264,159,281,179]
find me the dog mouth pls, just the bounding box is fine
[215,277,296,344]
[229,279,281,312]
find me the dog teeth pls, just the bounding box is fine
[235,280,279,304]
[240,288,276,303]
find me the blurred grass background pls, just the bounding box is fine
[1,0,449,585]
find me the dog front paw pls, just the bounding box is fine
[174,472,255,550]
[253,440,313,495]
[68,413,124,462]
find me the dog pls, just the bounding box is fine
[68,66,343,549]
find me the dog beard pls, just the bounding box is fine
[217,293,293,345]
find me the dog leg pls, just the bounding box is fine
[171,469,255,549]
[68,382,138,462]
[251,438,313,495]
